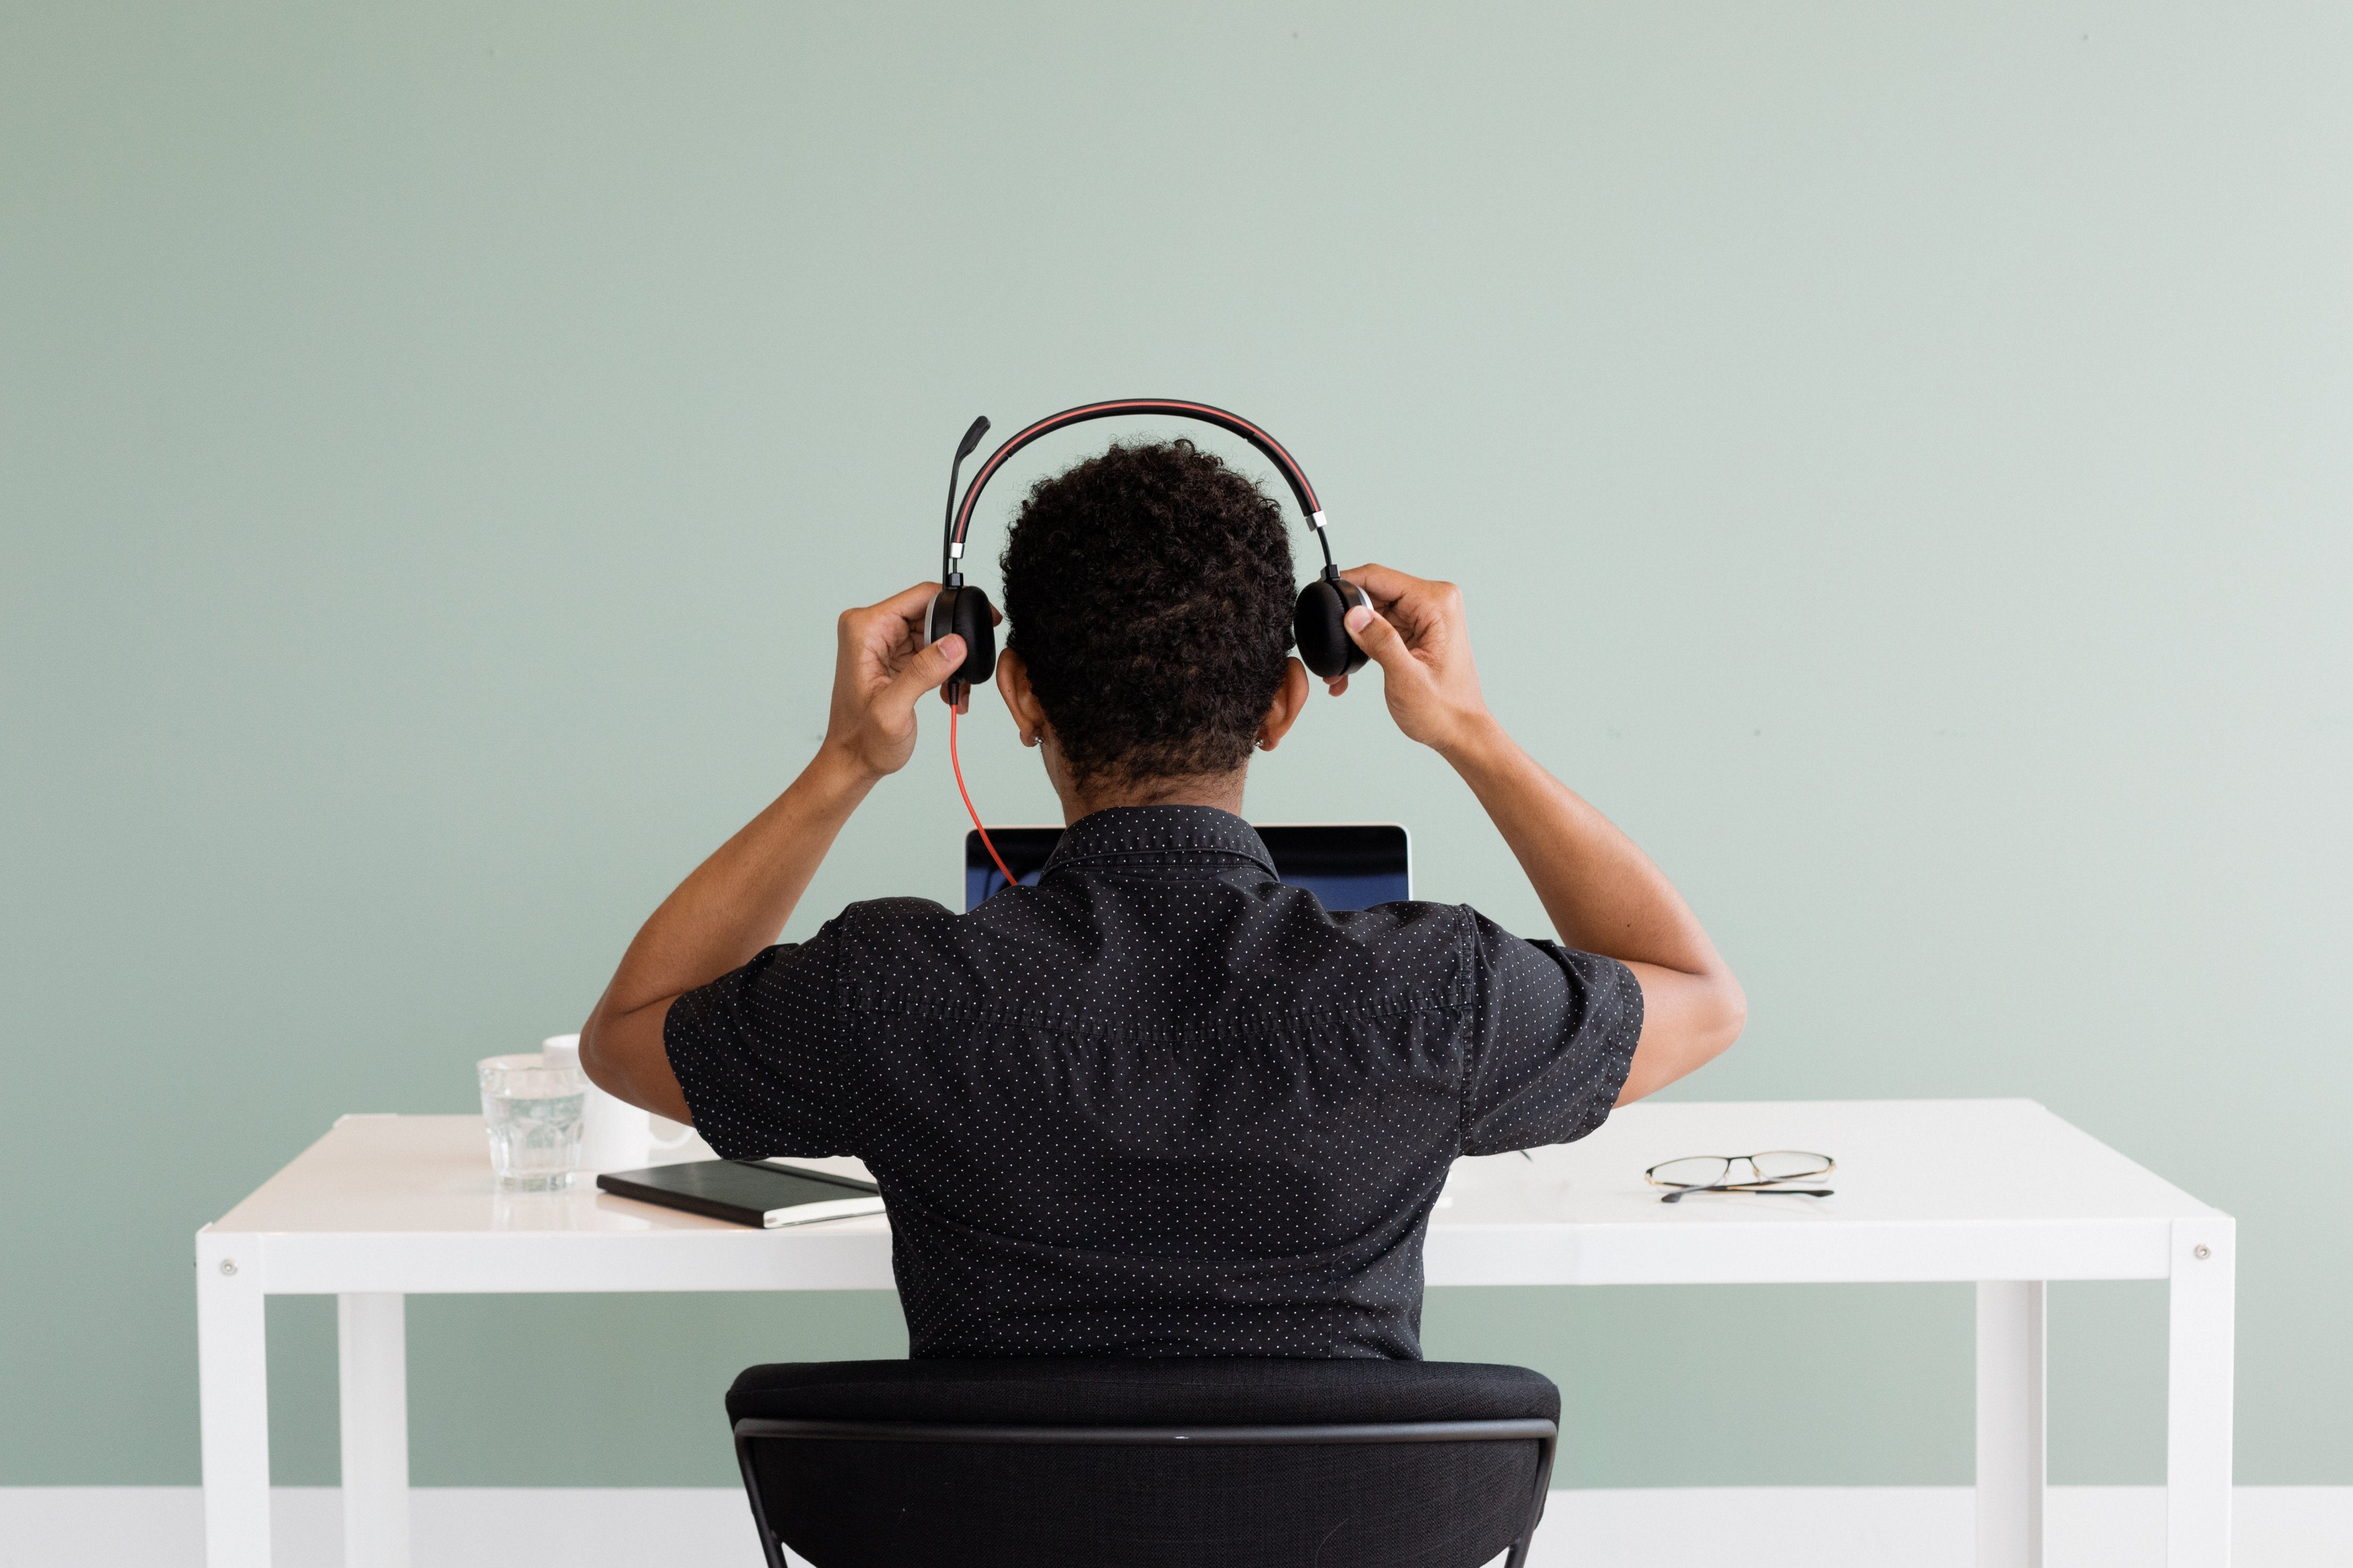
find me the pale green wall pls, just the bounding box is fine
[3,1,2346,1490]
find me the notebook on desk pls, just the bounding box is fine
[965,823,1410,911]
[595,1159,884,1228]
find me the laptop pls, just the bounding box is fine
[965,824,1410,911]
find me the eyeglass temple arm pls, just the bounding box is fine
[1643,1154,1837,1184]
[1658,1184,1836,1204]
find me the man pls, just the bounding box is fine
[580,439,1744,1359]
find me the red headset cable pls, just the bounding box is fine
[950,703,1019,892]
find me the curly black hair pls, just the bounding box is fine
[1000,439,1296,790]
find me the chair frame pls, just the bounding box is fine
[733,1415,1559,1568]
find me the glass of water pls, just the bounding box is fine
[477,1053,587,1191]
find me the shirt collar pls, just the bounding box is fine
[1041,805,1278,879]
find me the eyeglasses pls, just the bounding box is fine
[1644,1150,1835,1204]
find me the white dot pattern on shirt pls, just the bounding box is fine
[666,805,1641,1360]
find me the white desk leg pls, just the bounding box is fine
[1975,1280,2045,1568]
[197,1229,271,1568]
[2168,1219,2235,1566]
[338,1293,412,1568]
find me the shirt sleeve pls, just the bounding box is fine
[1459,912,1644,1157]
[661,919,860,1161]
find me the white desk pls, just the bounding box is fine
[197,1099,2234,1568]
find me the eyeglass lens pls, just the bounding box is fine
[1648,1157,1733,1188]
[1649,1150,1832,1188]
[1744,1151,1833,1182]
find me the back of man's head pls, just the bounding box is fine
[1001,439,1296,790]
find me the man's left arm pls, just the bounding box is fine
[577,583,974,1120]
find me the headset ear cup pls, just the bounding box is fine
[931,585,997,685]
[1294,579,1370,680]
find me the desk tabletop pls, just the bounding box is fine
[204,1099,2224,1293]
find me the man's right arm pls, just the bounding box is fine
[1335,564,1746,1103]
[578,583,973,1121]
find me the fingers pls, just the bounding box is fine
[840,582,944,653]
[868,581,945,622]
[843,584,995,649]
[1343,603,1416,676]
[875,633,966,715]
[1340,563,1463,645]
[1338,562,1422,610]
[1328,564,1486,750]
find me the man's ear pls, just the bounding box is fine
[1254,658,1313,753]
[996,647,1048,746]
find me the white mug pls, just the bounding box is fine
[539,1034,699,1172]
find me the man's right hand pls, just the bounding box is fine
[823,583,980,782]
[1333,563,1498,758]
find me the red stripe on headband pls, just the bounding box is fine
[949,399,1323,548]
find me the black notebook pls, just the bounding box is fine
[595,1159,885,1229]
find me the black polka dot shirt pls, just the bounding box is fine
[665,805,1641,1360]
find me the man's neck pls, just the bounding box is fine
[1059,769,1247,825]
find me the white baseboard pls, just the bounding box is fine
[3,1485,2347,1567]
[1547,1487,2350,1566]
[0,1487,760,1568]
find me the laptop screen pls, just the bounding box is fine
[964,824,1410,912]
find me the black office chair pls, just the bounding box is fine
[728,1357,1559,1568]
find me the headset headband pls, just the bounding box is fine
[941,399,1333,584]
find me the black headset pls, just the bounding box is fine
[925,399,1371,709]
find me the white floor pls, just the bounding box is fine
[2,1485,2347,1567]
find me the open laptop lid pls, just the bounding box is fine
[964,824,1410,912]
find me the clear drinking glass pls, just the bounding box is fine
[477,1052,587,1191]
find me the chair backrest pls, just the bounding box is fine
[729,1357,1559,1568]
